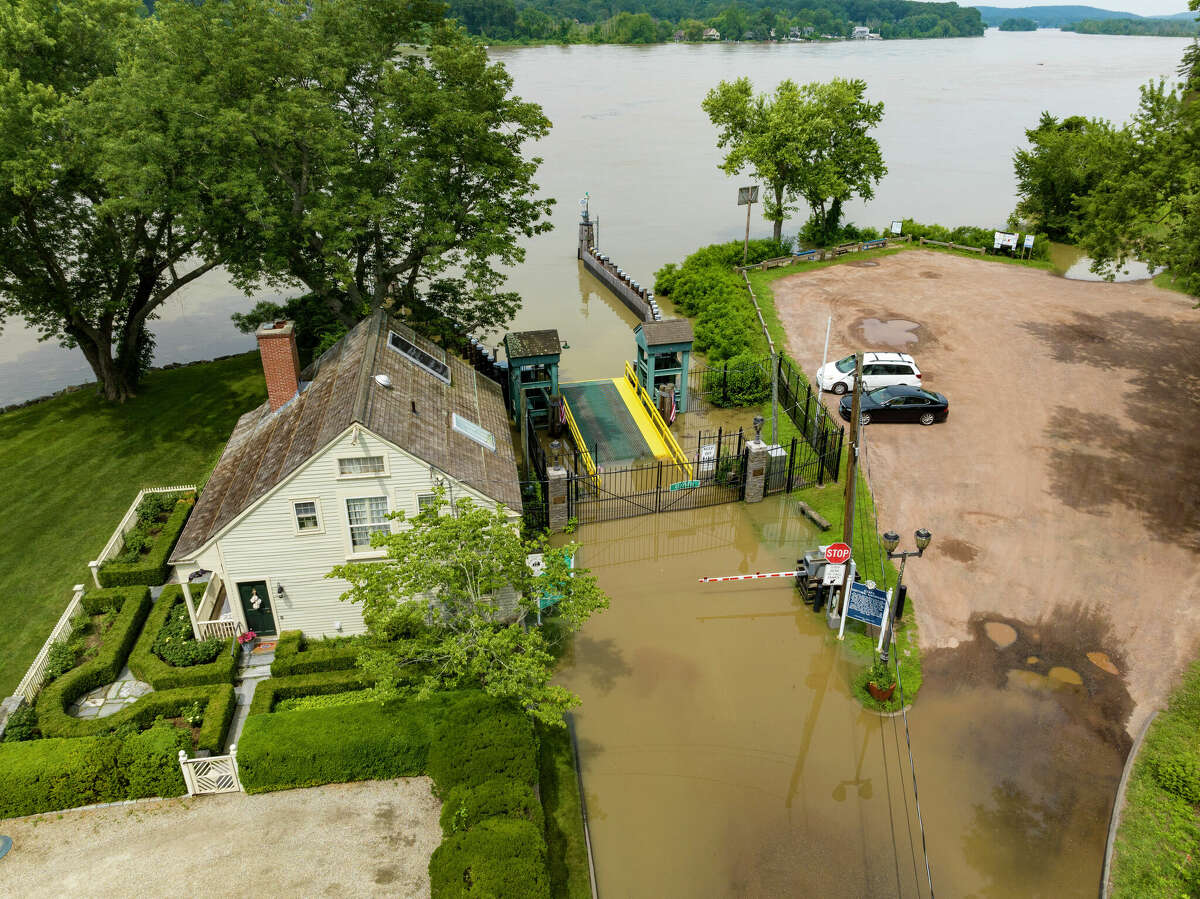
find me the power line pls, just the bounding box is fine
[891,629,935,898]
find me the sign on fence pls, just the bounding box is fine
[670,480,700,491]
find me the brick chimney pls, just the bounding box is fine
[256,320,300,411]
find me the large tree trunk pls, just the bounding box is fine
[772,184,785,244]
[72,326,139,402]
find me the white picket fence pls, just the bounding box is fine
[88,484,197,589]
[13,585,86,703]
[198,619,240,640]
[179,746,242,795]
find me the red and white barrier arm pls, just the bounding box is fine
[698,571,800,583]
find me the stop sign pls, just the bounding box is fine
[824,543,851,564]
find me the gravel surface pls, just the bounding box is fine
[0,778,441,897]
[773,250,1200,737]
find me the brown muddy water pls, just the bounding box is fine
[557,497,1125,897]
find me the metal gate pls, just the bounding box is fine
[178,746,242,795]
[567,453,747,524]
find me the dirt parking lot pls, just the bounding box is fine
[0,777,440,897]
[773,250,1200,736]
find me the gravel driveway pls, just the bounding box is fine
[0,778,441,897]
[772,250,1200,737]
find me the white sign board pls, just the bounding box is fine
[822,563,846,586]
[993,231,1018,250]
[890,220,903,235]
[1023,234,1035,249]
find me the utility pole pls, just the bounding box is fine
[836,354,863,623]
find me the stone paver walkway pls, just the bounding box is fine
[67,666,152,719]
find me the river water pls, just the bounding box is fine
[0,30,1188,405]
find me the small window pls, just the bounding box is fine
[339,456,385,476]
[417,493,437,512]
[293,500,320,532]
[387,330,451,383]
[346,496,390,550]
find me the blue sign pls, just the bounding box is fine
[845,582,889,628]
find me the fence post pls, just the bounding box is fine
[803,383,812,434]
[655,461,663,513]
[786,436,797,492]
[722,361,728,405]
[715,426,723,466]
[833,427,845,481]
[179,750,195,796]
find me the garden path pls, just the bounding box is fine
[66,666,151,719]
[222,640,274,752]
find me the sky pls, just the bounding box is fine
[974,1,1194,16]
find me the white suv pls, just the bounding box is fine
[815,352,922,395]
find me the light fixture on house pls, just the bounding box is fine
[334,620,343,632]
[276,583,286,600]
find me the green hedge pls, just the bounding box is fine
[901,218,1051,261]
[269,629,360,676]
[429,818,551,899]
[97,495,194,587]
[439,777,544,835]
[0,720,192,818]
[248,669,375,716]
[126,586,236,689]
[426,694,539,794]
[237,699,437,793]
[36,586,152,735]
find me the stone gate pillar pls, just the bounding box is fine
[548,466,569,530]
[744,439,769,504]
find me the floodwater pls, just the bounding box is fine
[558,499,1127,896]
[1,30,1189,404]
[1050,242,1155,282]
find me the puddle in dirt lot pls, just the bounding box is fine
[853,316,933,350]
[556,499,1127,897]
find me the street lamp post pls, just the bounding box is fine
[879,528,931,665]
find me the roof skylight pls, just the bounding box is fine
[387,330,450,383]
[452,413,496,452]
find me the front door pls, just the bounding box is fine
[236,581,277,636]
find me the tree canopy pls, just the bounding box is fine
[329,492,610,726]
[703,77,886,244]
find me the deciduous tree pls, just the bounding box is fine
[703,77,886,245]
[329,492,609,726]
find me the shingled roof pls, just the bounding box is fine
[636,318,694,346]
[171,311,521,561]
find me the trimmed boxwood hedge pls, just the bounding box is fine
[270,630,360,676]
[36,586,152,734]
[439,777,544,835]
[237,699,438,793]
[426,694,539,794]
[0,721,191,819]
[127,586,236,689]
[429,818,551,899]
[247,669,375,716]
[98,494,194,587]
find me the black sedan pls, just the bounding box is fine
[838,386,949,426]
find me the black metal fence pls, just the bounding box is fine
[521,414,549,532]
[776,355,844,483]
[686,357,773,410]
[566,428,747,524]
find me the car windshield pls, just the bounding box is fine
[834,355,856,374]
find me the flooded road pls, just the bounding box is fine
[558,498,1124,896]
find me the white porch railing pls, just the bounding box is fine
[198,619,240,640]
[88,484,197,589]
[13,585,86,702]
[179,746,242,795]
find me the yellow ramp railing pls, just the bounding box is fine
[561,397,600,487]
[624,361,693,478]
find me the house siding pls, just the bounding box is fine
[210,427,515,639]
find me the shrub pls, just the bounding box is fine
[119,720,190,798]
[901,218,1051,261]
[98,494,195,587]
[36,587,151,735]
[44,641,79,682]
[127,586,235,689]
[429,818,551,899]
[702,353,771,408]
[249,669,376,715]
[0,736,126,818]
[275,688,376,712]
[2,704,41,742]
[439,778,545,835]
[237,698,437,793]
[1145,720,1200,803]
[427,695,539,794]
[270,629,360,676]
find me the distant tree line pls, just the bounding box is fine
[998,17,1037,31]
[448,0,985,43]
[1061,17,1199,36]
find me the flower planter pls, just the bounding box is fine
[867,681,896,702]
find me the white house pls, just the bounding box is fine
[170,311,522,642]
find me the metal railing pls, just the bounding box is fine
[88,484,197,588]
[562,397,601,487]
[198,619,240,640]
[13,585,86,702]
[624,362,693,478]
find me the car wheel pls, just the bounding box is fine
[920,412,935,426]
[859,412,871,426]
[832,382,848,395]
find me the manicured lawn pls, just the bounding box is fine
[537,720,593,899]
[1109,659,1200,896]
[0,353,265,696]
